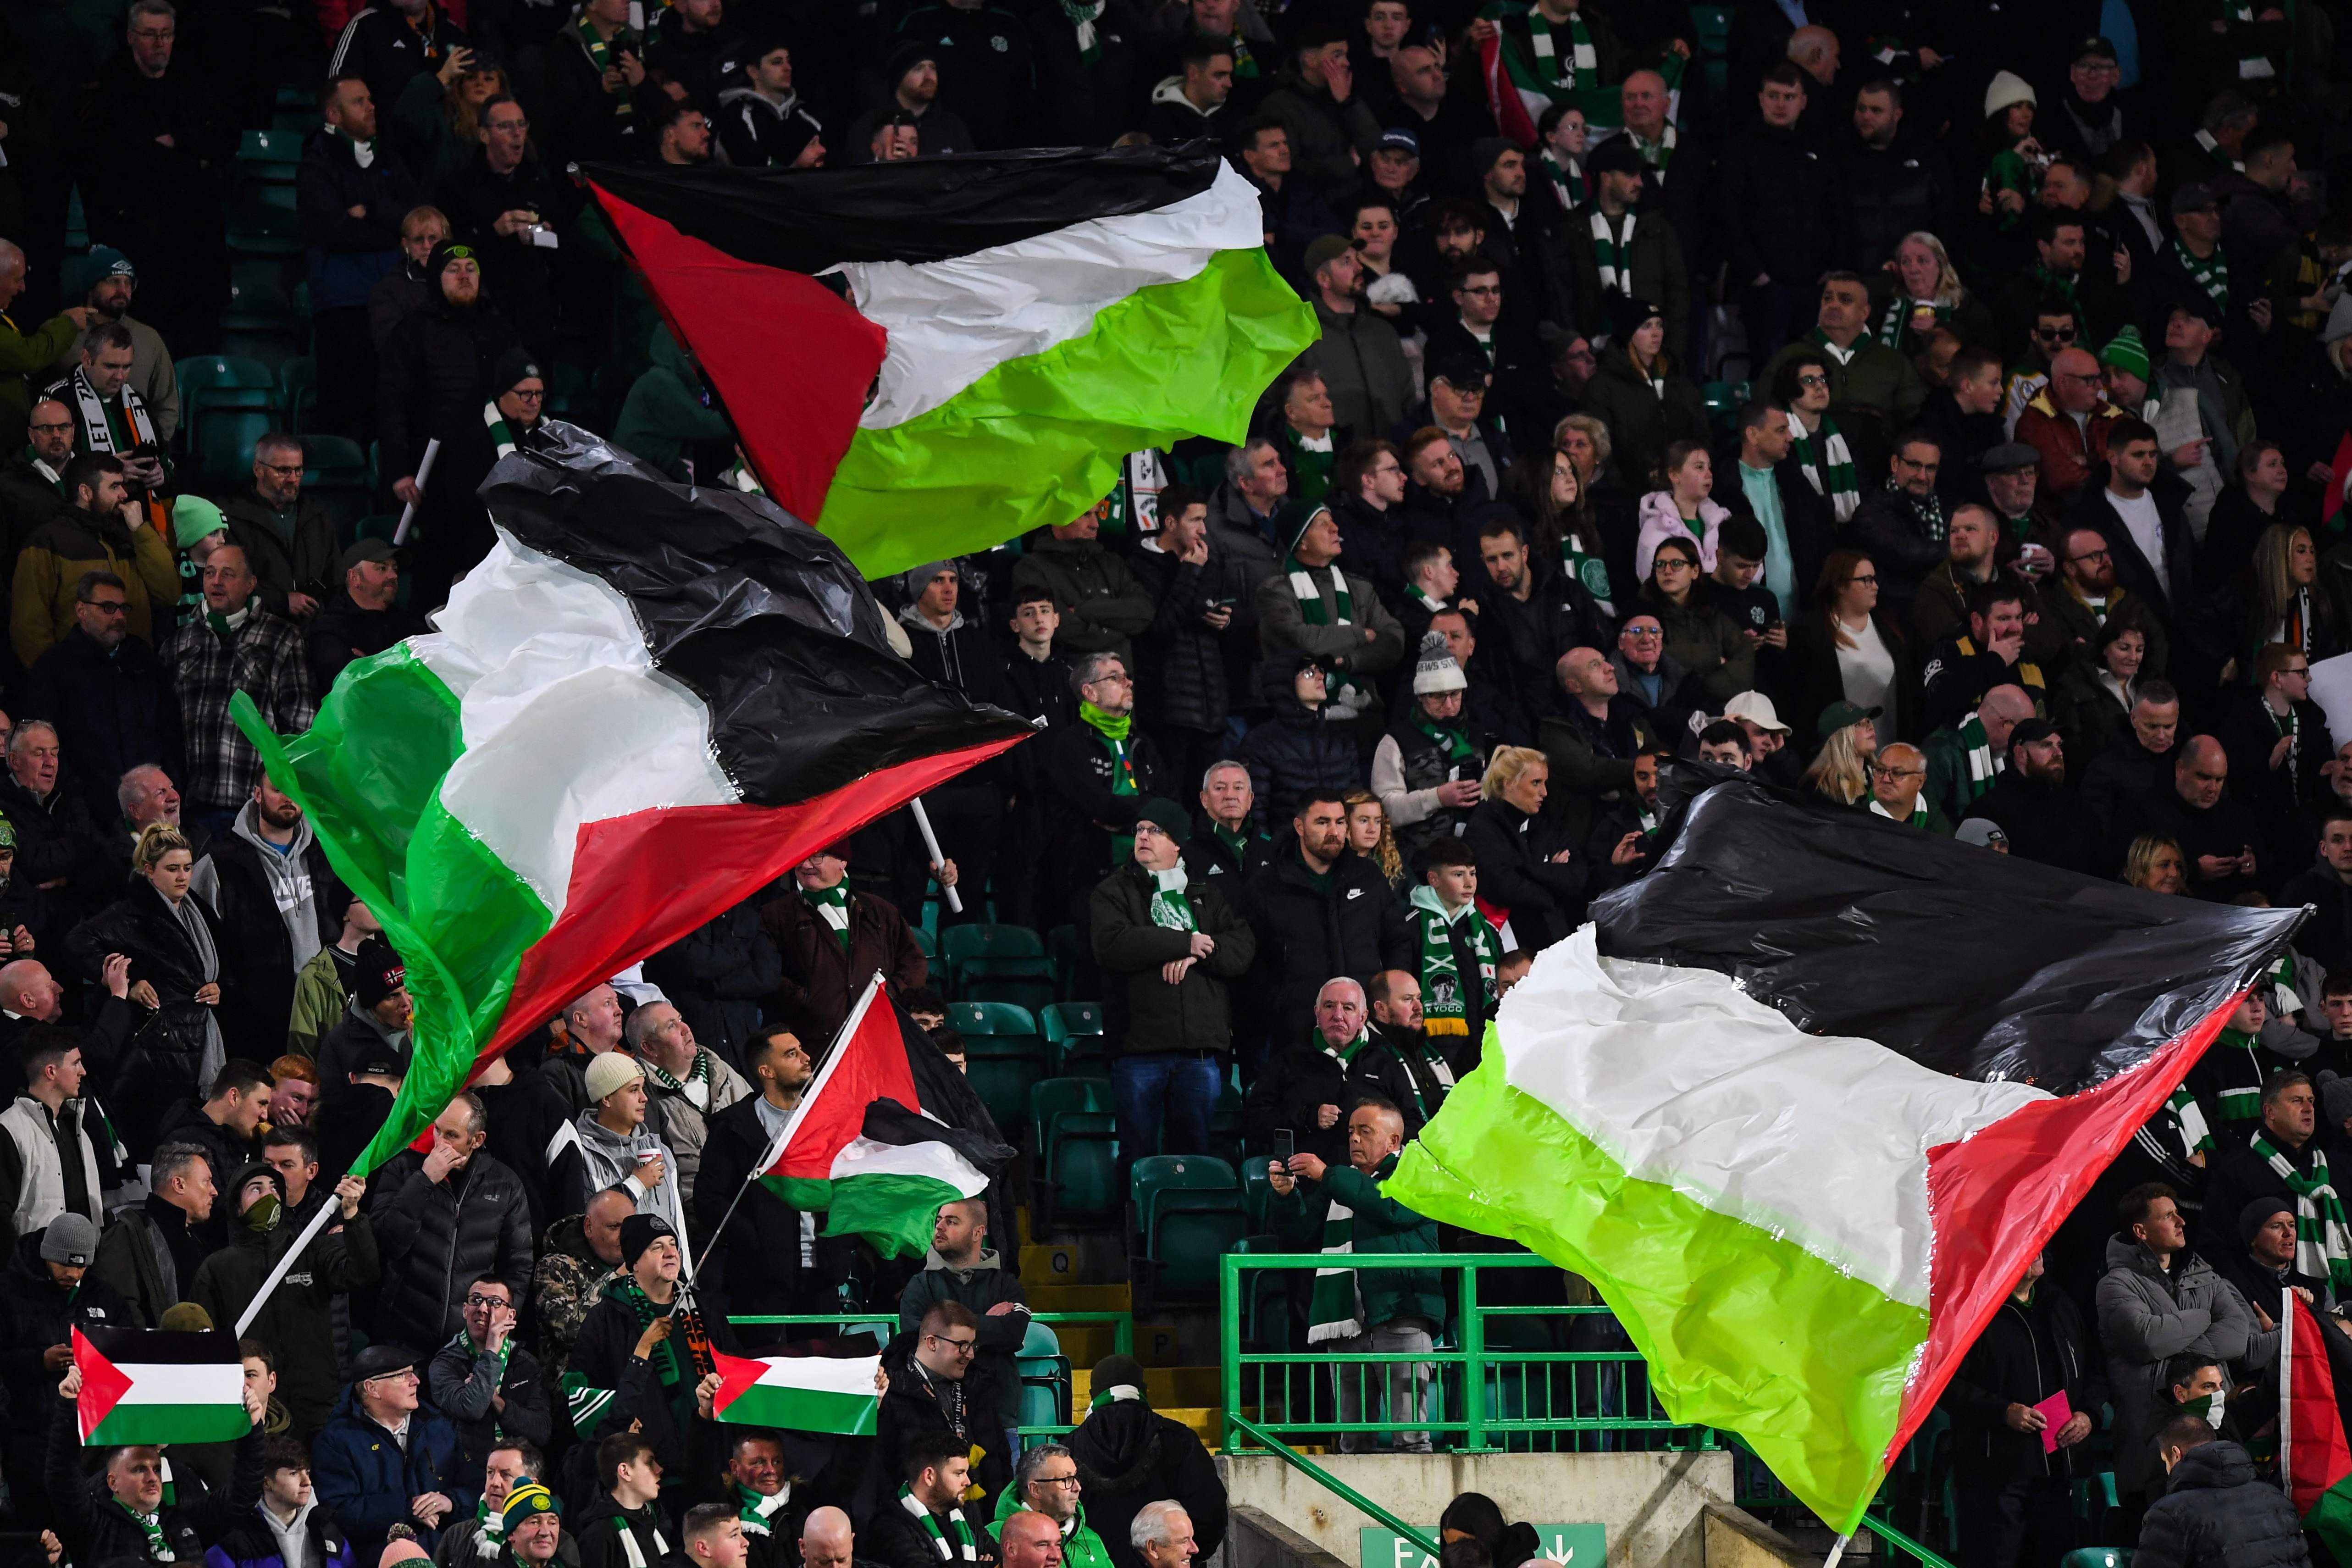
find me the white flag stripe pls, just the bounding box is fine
[1500,929,2051,1307]
[827,1134,989,1196]
[838,163,1267,430]
[110,1360,247,1407]
[753,1355,883,1397]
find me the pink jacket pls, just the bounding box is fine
[1633,490,1730,581]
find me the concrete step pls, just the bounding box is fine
[1054,1320,1123,1367]
[1161,1406,1222,1450]
[1019,1236,1129,1285]
[1026,1281,1133,1313]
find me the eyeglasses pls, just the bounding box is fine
[2286,665,2313,678]
[259,461,304,478]
[1085,672,1132,687]
[1848,573,1880,585]
[1795,373,1827,387]
[464,1293,510,1310]
[2066,548,2111,564]
[1871,765,1925,780]
[2034,325,2079,341]
[1458,284,1501,297]
[27,421,72,436]
[508,388,546,401]
[1622,626,1663,638]
[81,599,130,616]
[1033,1474,1081,1488]
[926,1333,978,1354]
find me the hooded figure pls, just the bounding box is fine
[1235,652,1362,826]
[1061,1360,1225,1568]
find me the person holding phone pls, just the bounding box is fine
[428,1274,554,1473]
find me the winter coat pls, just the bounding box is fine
[1259,68,1378,194]
[641,904,778,1072]
[574,1495,682,1568]
[2066,471,2198,629]
[1941,1284,2107,1485]
[1847,485,1951,622]
[194,797,343,1061]
[20,622,184,826]
[1127,542,1229,737]
[547,15,641,165]
[863,1491,1001,1568]
[1008,537,1156,666]
[47,1392,261,1565]
[1784,608,1917,744]
[1536,699,1659,850]
[432,149,566,347]
[1714,122,1842,287]
[1089,859,1255,1058]
[1234,844,1413,1051]
[314,999,412,1182]
[307,590,428,698]
[898,606,1016,711]
[426,1329,553,1475]
[295,128,416,312]
[1578,350,1709,499]
[1633,490,1730,582]
[1461,795,1585,952]
[1241,1040,1354,1169]
[327,3,469,134]
[10,505,180,669]
[613,327,732,484]
[204,1498,355,1568]
[1757,336,1927,479]
[641,1046,751,1202]
[563,1111,682,1229]
[869,1329,1010,1516]
[366,1149,535,1345]
[1025,0,1143,145]
[1236,657,1361,826]
[1297,299,1414,439]
[1642,585,1754,706]
[1833,133,1955,274]
[190,1203,381,1436]
[1061,1401,1225,1568]
[1268,1154,1440,1326]
[989,1491,1113,1568]
[310,1383,474,1564]
[1030,720,1171,912]
[897,1247,1031,1424]
[757,887,927,1043]
[220,491,343,622]
[375,288,521,505]
[714,85,823,167]
[693,1097,814,1318]
[1371,703,1486,862]
[2135,1440,2311,1568]
[1252,562,1408,727]
[63,879,229,1155]
[0,1231,133,1500]
[2095,1233,2259,1495]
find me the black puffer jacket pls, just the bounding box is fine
[1090,859,1255,1058]
[1235,654,1362,826]
[365,1149,535,1345]
[1234,843,1412,1053]
[2135,1440,2310,1568]
[62,880,229,1157]
[0,1230,134,1506]
[1578,349,1710,497]
[189,1171,380,1435]
[1714,122,1842,288]
[374,280,522,518]
[1063,1400,1227,1568]
[1461,795,1587,952]
[642,903,780,1073]
[20,626,183,827]
[1128,542,1228,736]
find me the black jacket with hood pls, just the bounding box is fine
[1234,654,1363,826]
[1062,1399,1226,1568]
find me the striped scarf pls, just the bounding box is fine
[1789,418,1859,522]
[899,1486,977,1562]
[1408,885,1496,1036]
[1287,558,1351,626]
[1958,712,1998,801]
[576,11,639,123]
[2209,1027,2266,1125]
[609,1512,671,1568]
[472,1494,509,1558]
[1589,209,1635,294]
[644,1048,709,1109]
[2167,1083,2213,1158]
[65,365,156,458]
[116,1501,167,1561]
[1522,8,1597,91]
[1059,0,1103,62]
[802,884,849,950]
[1148,865,1193,931]
[485,399,518,460]
[2172,239,2229,310]
[1627,122,1677,177]
[1539,150,1583,213]
[2271,698,2306,802]
[1306,1189,1363,1344]
[2251,1129,2352,1291]
[1875,296,1951,349]
[736,1485,791,1536]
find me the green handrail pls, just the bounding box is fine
[1226,1413,1442,1562]
[725,1311,1134,1357]
[1715,1429,1958,1568]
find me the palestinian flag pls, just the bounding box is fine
[757,974,1012,1258]
[2286,1290,2352,1555]
[75,1327,248,1446]
[582,148,1316,579]
[1391,771,2299,1534]
[711,1342,883,1435]
[232,430,1029,1176]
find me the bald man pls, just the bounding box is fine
[2015,347,2126,510]
[1000,1513,1064,1568]
[1242,977,1372,1169]
[1921,684,2036,828]
[2145,736,2268,900]
[1786,25,1838,86]
[800,1507,855,1568]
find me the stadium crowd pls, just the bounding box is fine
[10,0,2352,1565]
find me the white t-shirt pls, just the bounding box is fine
[1835,615,1897,718]
[2108,488,2168,598]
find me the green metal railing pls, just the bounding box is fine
[1228,1414,1440,1559]
[726,1310,1133,1357]
[1218,1252,1713,1452]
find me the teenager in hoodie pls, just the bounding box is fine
[574,1434,681,1568]
[205,1435,355,1568]
[558,1054,682,1230]
[714,35,825,168]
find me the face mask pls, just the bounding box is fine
[244,1194,281,1233]
[2177,1390,2226,1429]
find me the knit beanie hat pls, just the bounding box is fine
[2099,326,2150,382]
[160,1302,214,1331]
[1136,797,1192,845]
[901,560,956,599]
[172,495,227,549]
[2241,1195,2297,1247]
[584,1050,643,1102]
[487,346,542,399]
[620,1212,675,1268]
[39,1213,96,1265]
[1089,1353,1149,1408]
[2323,1069,2352,1132]
[381,1540,431,1568]
[1411,629,1467,695]
[354,936,407,1008]
[1983,71,2036,119]
[1282,500,1333,555]
[500,1483,560,1531]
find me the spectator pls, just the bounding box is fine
[289,892,380,1058]
[899,1198,1029,1463]
[1089,800,1252,1166]
[0,1212,127,1527]
[1921,580,2046,736]
[991,1448,1111,1568]
[530,1187,631,1397]
[1192,760,1273,883]
[1371,632,1485,859]
[2198,1070,2344,1281]
[1237,793,1411,1053]
[1787,550,1915,747]
[48,1354,265,1564]
[313,937,415,1183]
[189,776,338,1053]
[205,1433,355,1568]
[1972,720,2099,875]
[1718,66,1843,360]
[758,844,925,1044]
[564,1054,681,1229]
[0,399,80,584]
[1143,37,1234,149]
[429,1441,559,1568]
[1462,744,1584,952]
[574,1433,675,1568]
[1401,840,1500,1049]
[1350,972,1454,1135]
[1062,1357,1222,1568]
[844,45,974,163]
[715,37,826,167]
[1771,353,1860,527]
[372,1092,535,1343]
[1242,977,1374,1170]
[1760,274,1927,480]
[1255,503,1405,740]
[89,1138,214,1324]
[564,1213,701,1479]
[1010,511,1154,670]
[1295,235,1411,439]
[487,1484,565,1568]
[22,568,183,827]
[2016,348,2126,511]
[301,78,418,438]
[0,245,89,453]
[0,1029,105,1244]
[863,1429,1000,1568]
[1127,488,1232,795]
[1582,302,1707,502]
[693,1025,827,1331]
[626,1001,748,1202]
[158,1059,274,1222]
[67,248,180,444]
[12,453,177,669]
[221,435,340,623]
[308,539,426,696]
[1127,1507,1197,1568]
[1849,432,1952,623]
[1268,1096,1439,1452]
[1639,535,1750,708]
[1237,654,1358,826]
[313,1343,473,1564]
[2136,1417,2310,1567]
[161,543,316,834]
[1712,403,1832,626]
[369,206,449,351]
[1866,742,1950,834]
[1538,647,1657,849]
[612,325,729,485]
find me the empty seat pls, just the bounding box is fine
[1041,1001,1107,1077]
[1131,1154,1245,1303]
[1031,1077,1118,1228]
[941,923,1055,1009]
[1014,1318,1070,1431]
[951,1001,1046,1136]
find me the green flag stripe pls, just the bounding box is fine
[2310,1477,2352,1559]
[87,1402,253,1446]
[762,1172,968,1260]
[718,1383,879,1436]
[818,248,1315,579]
[232,648,554,1175]
[1389,1056,1923,1533]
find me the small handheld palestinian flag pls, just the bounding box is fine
[75,1327,249,1446]
[582,147,1316,579]
[232,431,1031,1177]
[758,974,1012,1258]
[1394,768,2300,1535]
[710,1342,882,1436]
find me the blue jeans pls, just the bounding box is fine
[1111,1053,1220,1168]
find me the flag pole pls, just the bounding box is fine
[2282,1284,2295,1497]
[690,970,887,1280]
[233,1187,343,1336]
[908,799,962,914]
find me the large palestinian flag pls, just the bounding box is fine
[582,148,1316,580]
[753,974,1011,1258]
[232,428,1030,1175]
[75,1327,248,1446]
[1391,770,2299,1533]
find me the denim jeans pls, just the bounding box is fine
[1334,1319,1436,1452]
[1111,1053,1221,1167]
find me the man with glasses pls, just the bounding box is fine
[2016,348,2125,516]
[221,433,338,623]
[1866,742,1948,832]
[1759,272,1924,481]
[902,1200,1030,1470]
[877,1302,1010,1510]
[1922,579,2047,735]
[21,571,177,826]
[1995,213,2128,362]
[428,1276,554,1474]
[0,401,78,570]
[1428,256,1541,443]
[438,95,565,354]
[2044,523,2169,676]
[1851,431,1953,622]
[1998,303,2081,436]
[2219,643,2337,878]
[313,1341,474,1564]
[991,1447,1109,1568]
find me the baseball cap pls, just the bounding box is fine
[1375,127,1420,157]
[1816,699,1882,740]
[339,537,400,575]
[2171,181,2219,215]
[1722,691,1790,734]
[1302,233,1355,277]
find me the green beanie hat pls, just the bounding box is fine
[172,495,226,549]
[2099,326,2149,383]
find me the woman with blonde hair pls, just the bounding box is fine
[1874,232,1998,356]
[1802,720,1876,806]
[394,50,515,190]
[1342,789,1404,889]
[2122,835,2187,895]
[64,823,230,1152]
[2236,521,2344,676]
[1461,747,1585,950]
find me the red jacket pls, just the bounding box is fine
[2016,393,2126,521]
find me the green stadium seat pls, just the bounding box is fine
[2056,1551,2129,1568]
[1015,1318,1070,1430]
[301,434,375,531]
[950,1002,1046,1136]
[1041,1002,1106,1076]
[278,357,316,433]
[177,355,282,485]
[1131,1154,1245,1304]
[65,188,87,254]
[221,276,303,370]
[941,924,1055,1009]
[1032,1077,1117,1228]
[1046,924,1085,1001]
[1239,1151,1281,1231]
[238,128,305,172]
[1208,1083,1244,1169]
[227,188,304,255]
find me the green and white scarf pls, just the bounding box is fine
[1539,150,1583,213]
[1287,557,1352,626]
[610,1513,672,1568]
[65,364,157,458]
[1957,712,1998,801]
[2167,1083,2213,1158]
[485,399,519,459]
[802,883,850,950]
[1306,1189,1363,1344]
[116,1500,168,1561]
[1627,122,1677,177]
[2172,240,2229,310]
[327,121,377,170]
[1060,0,1104,62]
[1522,8,1598,90]
[2209,1027,2266,1125]
[1088,1380,1142,1410]
[577,10,639,124]
[1411,709,1475,771]
[1875,296,1951,349]
[1079,702,1137,793]
[1408,885,1497,1034]
[899,1485,978,1562]
[645,1047,710,1109]
[2273,699,2306,803]
[1560,538,1614,609]
[1868,798,1929,828]
[1589,209,1635,294]
[472,1493,509,1558]
[1148,865,1194,931]
[736,1484,791,1536]
[1788,416,1859,522]
[2251,1128,2352,1290]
